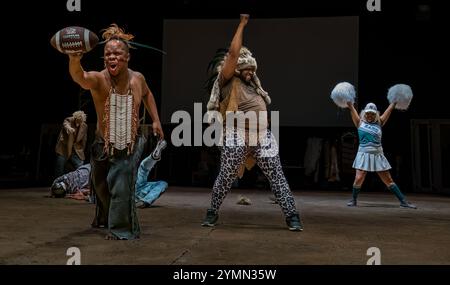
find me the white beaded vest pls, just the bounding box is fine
[103,71,138,155]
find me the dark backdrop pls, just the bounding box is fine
[0,0,444,190]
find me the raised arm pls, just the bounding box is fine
[380,102,396,126]
[220,14,249,82]
[140,74,164,139]
[68,53,100,90]
[63,117,75,134]
[347,101,360,128]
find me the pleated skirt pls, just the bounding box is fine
[352,151,392,172]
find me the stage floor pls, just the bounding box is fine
[1,187,449,265]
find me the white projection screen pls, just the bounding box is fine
[162,17,358,127]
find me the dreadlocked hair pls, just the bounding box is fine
[72,110,87,122]
[101,24,135,50]
[204,48,228,94]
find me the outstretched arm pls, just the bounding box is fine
[141,74,164,140]
[347,101,360,128]
[220,14,249,83]
[68,53,100,90]
[380,102,396,126]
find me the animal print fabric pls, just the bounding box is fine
[210,129,298,217]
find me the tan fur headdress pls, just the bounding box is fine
[207,47,271,111]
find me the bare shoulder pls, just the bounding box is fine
[218,72,229,87]
[98,69,110,82]
[88,70,111,95]
[131,70,150,93]
[94,70,110,85]
[88,70,104,79]
[130,69,146,81]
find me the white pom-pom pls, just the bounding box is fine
[330,82,356,108]
[387,84,413,110]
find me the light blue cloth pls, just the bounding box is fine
[352,151,391,172]
[358,121,382,150]
[135,155,168,206]
[353,121,391,172]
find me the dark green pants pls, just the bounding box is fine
[90,135,146,239]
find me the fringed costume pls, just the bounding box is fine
[90,71,145,240]
[203,47,302,229]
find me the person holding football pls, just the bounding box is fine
[67,24,164,240]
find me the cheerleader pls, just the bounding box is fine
[331,83,417,208]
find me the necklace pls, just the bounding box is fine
[109,69,131,95]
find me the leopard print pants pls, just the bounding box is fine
[210,129,298,217]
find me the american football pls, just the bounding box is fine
[50,26,99,54]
